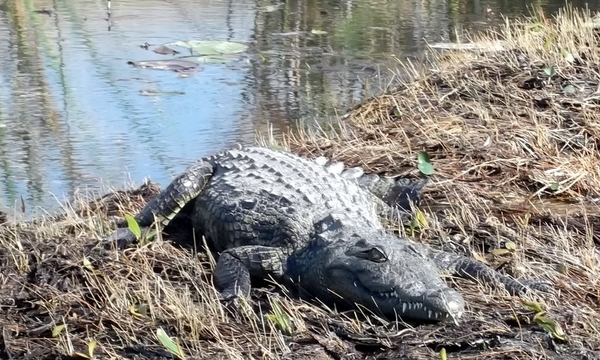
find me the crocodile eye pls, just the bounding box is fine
[363,247,388,262]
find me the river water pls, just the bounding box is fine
[0,0,597,216]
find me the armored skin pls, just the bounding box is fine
[109,146,548,322]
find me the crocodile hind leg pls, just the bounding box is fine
[214,246,286,300]
[349,172,429,222]
[106,160,215,247]
[356,174,429,215]
[321,159,429,219]
[412,242,551,295]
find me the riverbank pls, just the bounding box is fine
[282,4,600,357]
[2,6,600,360]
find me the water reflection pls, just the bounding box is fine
[0,0,597,215]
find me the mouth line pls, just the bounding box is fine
[373,289,451,320]
[330,268,453,321]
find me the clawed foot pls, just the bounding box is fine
[217,292,255,319]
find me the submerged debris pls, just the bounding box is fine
[127,59,201,73]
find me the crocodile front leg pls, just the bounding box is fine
[214,246,287,300]
[107,161,215,247]
[412,242,550,295]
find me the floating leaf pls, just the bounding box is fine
[52,324,66,337]
[417,152,434,175]
[504,241,516,250]
[168,40,248,56]
[127,60,201,72]
[157,328,185,359]
[550,182,560,190]
[311,29,328,35]
[153,45,179,55]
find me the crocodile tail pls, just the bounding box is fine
[135,160,215,227]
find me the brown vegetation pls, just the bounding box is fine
[2,6,600,360]
[282,5,600,359]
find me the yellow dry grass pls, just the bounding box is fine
[277,4,600,359]
[1,5,600,360]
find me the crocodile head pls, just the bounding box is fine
[294,227,465,322]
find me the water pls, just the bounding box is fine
[0,0,597,215]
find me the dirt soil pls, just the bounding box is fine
[2,6,600,360]
[1,181,596,360]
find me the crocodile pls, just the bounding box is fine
[108,146,549,322]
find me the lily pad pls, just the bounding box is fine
[127,59,201,73]
[153,45,179,55]
[167,40,248,56]
[178,54,241,64]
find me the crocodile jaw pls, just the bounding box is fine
[329,268,465,321]
[374,286,464,321]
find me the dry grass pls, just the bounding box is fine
[278,5,600,359]
[2,5,600,360]
[0,184,337,359]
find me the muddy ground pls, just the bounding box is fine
[0,181,598,360]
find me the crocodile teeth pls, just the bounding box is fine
[402,303,408,313]
[378,291,399,299]
[428,310,433,318]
